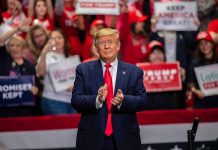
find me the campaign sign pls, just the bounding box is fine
[0,76,34,107]
[154,1,198,31]
[76,0,120,15]
[194,64,218,96]
[137,62,182,92]
[49,55,81,92]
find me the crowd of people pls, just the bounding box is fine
[0,0,218,117]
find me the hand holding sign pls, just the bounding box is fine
[191,87,205,100]
[31,86,39,95]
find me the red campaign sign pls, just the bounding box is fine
[137,62,182,92]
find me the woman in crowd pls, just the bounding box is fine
[55,0,85,58]
[119,9,150,64]
[55,0,85,39]
[28,0,54,31]
[26,25,48,64]
[36,29,77,115]
[0,36,39,117]
[145,40,180,109]
[188,31,218,108]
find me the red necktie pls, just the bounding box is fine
[104,63,113,136]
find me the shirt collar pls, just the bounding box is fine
[101,58,118,68]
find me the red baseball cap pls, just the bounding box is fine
[90,19,106,28]
[148,40,164,53]
[196,31,214,42]
[128,10,148,25]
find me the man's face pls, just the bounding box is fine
[95,35,120,63]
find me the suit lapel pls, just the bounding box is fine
[114,61,126,96]
[93,59,104,88]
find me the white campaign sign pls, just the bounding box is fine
[194,64,218,96]
[49,55,81,92]
[76,0,120,15]
[154,1,198,31]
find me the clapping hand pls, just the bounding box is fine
[98,84,108,103]
[112,89,124,106]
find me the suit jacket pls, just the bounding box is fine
[71,59,148,150]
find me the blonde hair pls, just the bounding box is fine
[94,28,120,45]
[7,36,26,49]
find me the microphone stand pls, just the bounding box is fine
[187,117,200,150]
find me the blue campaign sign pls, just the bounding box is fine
[0,76,35,107]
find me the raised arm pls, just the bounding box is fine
[46,0,54,19]
[0,19,30,46]
[36,39,52,77]
[28,0,34,19]
[0,27,18,46]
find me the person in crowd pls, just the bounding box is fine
[145,40,184,109]
[0,19,30,71]
[146,40,165,63]
[1,0,26,25]
[82,19,107,62]
[36,29,77,115]
[55,0,85,39]
[28,0,54,31]
[0,35,39,117]
[188,31,218,108]
[26,25,48,64]
[71,28,148,150]
[119,9,150,64]
[149,0,200,108]
[208,18,218,53]
[128,0,145,13]
[55,0,85,58]
[1,0,28,38]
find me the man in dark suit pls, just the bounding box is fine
[71,28,148,150]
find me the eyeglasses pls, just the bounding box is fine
[97,40,115,47]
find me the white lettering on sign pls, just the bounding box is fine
[143,69,177,81]
[2,92,23,99]
[52,68,75,80]
[0,83,32,92]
